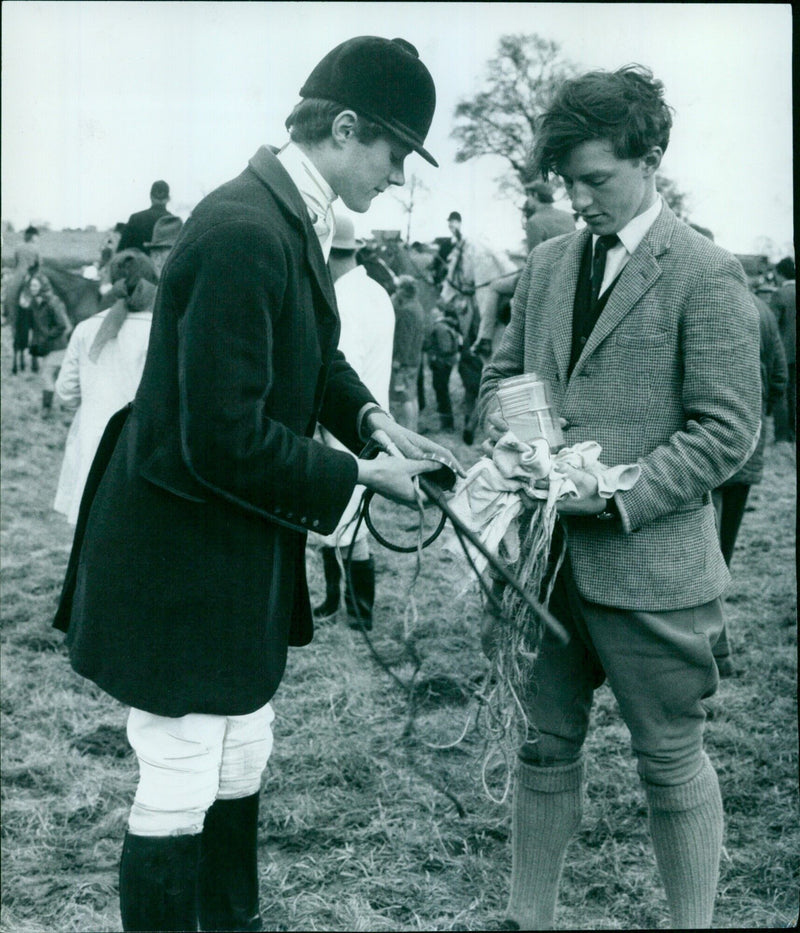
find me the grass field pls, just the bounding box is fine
[0,309,797,931]
[1,229,109,272]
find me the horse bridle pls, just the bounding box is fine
[445,267,520,296]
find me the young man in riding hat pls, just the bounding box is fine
[481,65,760,929]
[55,36,459,932]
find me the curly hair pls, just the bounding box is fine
[284,98,385,146]
[531,65,674,179]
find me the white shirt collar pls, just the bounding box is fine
[595,195,663,256]
[276,141,337,258]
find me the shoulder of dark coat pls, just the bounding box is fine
[127,207,152,224]
[757,296,782,341]
[171,173,294,264]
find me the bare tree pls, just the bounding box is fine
[451,34,577,194]
[453,36,694,223]
[391,173,429,245]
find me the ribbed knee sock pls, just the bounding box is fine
[506,757,584,930]
[645,754,724,929]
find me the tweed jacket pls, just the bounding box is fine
[55,146,376,717]
[480,205,760,611]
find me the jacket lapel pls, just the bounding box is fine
[570,204,677,380]
[552,229,591,383]
[247,146,338,319]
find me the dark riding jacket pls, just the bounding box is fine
[55,147,376,717]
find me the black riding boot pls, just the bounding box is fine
[345,557,375,631]
[313,547,341,620]
[198,794,263,932]
[119,831,200,932]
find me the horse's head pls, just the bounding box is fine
[371,242,441,313]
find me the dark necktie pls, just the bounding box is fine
[591,234,620,305]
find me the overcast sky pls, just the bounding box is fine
[1,2,793,257]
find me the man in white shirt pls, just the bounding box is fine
[313,214,395,628]
[481,65,759,930]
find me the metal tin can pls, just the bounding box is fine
[496,373,565,450]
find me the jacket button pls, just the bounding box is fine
[312,519,320,528]
[562,420,571,430]
[300,517,307,524]
[286,511,294,519]
[274,506,281,514]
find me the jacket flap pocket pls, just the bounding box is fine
[616,331,669,348]
[674,493,710,513]
[140,444,207,504]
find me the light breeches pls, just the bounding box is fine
[126,702,274,836]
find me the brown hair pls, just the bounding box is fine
[285,98,385,146]
[532,65,673,178]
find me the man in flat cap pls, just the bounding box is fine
[54,36,457,932]
[116,179,174,253]
[143,213,184,278]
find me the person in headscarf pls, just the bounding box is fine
[311,214,395,629]
[54,249,158,524]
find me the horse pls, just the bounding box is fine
[439,237,521,350]
[359,235,442,315]
[357,236,447,425]
[359,234,524,441]
[41,260,102,325]
[4,260,102,374]
[437,238,522,439]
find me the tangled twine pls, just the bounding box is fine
[319,448,615,806]
[434,434,641,801]
[481,504,566,802]
[407,492,566,804]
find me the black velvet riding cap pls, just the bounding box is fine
[300,36,438,167]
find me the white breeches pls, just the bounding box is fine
[126,702,274,836]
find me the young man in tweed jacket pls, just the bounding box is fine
[480,66,760,929]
